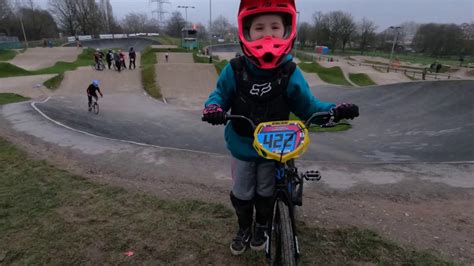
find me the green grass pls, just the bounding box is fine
[0,63,32,77]
[214,60,229,75]
[33,48,95,75]
[43,73,64,90]
[289,113,351,132]
[298,62,352,86]
[0,93,29,105]
[140,47,161,99]
[294,50,314,62]
[0,49,16,61]
[0,48,95,78]
[193,51,211,64]
[0,137,455,264]
[349,73,377,86]
[149,36,181,46]
[141,47,157,65]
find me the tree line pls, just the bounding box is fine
[0,0,472,57]
[296,11,473,57]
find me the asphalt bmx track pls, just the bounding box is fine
[23,79,474,163]
[64,37,159,52]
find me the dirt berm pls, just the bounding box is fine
[155,53,217,109]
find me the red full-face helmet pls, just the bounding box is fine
[238,0,297,70]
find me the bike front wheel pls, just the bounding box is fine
[92,102,99,115]
[270,200,296,266]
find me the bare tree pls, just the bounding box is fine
[75,0,103,34]
[297,22,311,48]
[195,22,208,41]
[0,0,14,35]
[18,7,58,40]
[311,11,329,46]
[358,17,377,54]
[211,15,231,37]
[99,0,119,33]
[413,23,464,56]
[121,13,148,33]
[323,11,344,50]
[165,11,185,37]
[337,12,356,52]
[49,0,102,35]
[0,0,11,25]
[49,0,78,35]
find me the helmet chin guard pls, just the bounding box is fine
[238,0,297,69]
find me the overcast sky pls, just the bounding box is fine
[36,0,473,31]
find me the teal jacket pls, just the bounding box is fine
[204,55,335,161]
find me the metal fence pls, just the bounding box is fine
[353,62,458,81]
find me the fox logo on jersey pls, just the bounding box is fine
[250,83,272,96]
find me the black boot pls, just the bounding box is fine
[251,194,273,250]
[230,192,254,255]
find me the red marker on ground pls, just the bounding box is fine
[124,251,134,257]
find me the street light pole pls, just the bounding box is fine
[209,0,212,63]
[19,15,28,48]
[388,26,401,72]
[177,5,195,27]
[294,11,300,57]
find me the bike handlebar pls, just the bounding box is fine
[202,112,334,130]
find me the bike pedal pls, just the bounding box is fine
[303,170,321,181]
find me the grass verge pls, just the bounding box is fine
[0,48,95,78]
[214,60,229,75]
[150,36,181,46]
[0,62,32,77]
[193,51,211,64]
[0,93,29,105]
[43,73,64,90]
[0,49,16,61]
[349,73,376,86]
[298,62,352,86]
[0,138,454,264]
[140,47,161,99]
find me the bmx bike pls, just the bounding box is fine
[88,96,99,115]
[203,112,334,265]
[92,60,105,71]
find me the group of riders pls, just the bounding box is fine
[93,47,136,72]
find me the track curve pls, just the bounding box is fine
[64,37,159,52]
[32,76,474,163]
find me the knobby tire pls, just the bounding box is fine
[271,200,296,266]
[93,102,99,115]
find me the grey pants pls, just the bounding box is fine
[231,157,275,200]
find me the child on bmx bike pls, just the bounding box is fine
[86,80,103,112]
[202,0,359,256]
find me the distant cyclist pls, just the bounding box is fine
[93,48,105,70]
[86,80,103,111]
[165,48,170,62]
[106,49,114,70]
[129,47,136,69]
[113,50,122,72]
[118,49,127,69]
